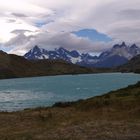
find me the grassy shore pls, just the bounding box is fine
[0,82,140,140]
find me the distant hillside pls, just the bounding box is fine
[0,51,108,79]
[118,54,140,73]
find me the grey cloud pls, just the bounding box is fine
[28,32,111,52]
[8,32,112,55]
[6,19,16,23]
[5,34,34,47]
[109,26,140,43]
[11,29,33,34]
[2,0,140,55]
[12,13,28,17]
[119,9,140,20]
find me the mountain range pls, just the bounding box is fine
[0,48,139,79]
[24,42,140,68]
[0,51,109,79]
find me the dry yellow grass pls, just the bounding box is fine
[0,82,140,140]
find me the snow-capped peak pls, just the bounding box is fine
[24,42,140,68]
[102,42,140,60]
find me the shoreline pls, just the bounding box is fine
[0,71,137,81]
[0,81,139,139]
[0,80,139,113]
[0,69,115,80]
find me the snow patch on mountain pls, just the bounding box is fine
[24,42,140,68]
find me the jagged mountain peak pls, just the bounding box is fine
[33,45,40,50]
[104,42,140,60]
[130,44,139,49]
[31,45,44,53]
[24,46,82,63]
[113,42,127,49]
[121,42,127,47]
[56,47,66,51]
[24,43,140,68]
[56,47,70,54]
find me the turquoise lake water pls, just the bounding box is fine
[0,73,139,111]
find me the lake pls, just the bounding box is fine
[0,73,140,111]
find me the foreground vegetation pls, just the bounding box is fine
[0,82,140,140]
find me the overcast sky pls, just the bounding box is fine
[0,0,140,55]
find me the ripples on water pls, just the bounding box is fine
[0,73,139,111]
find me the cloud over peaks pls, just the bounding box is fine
[0,0,140,55]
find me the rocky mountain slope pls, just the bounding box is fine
[24,42,140,68]
[118,54,140,73]
[0,50,107,79]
